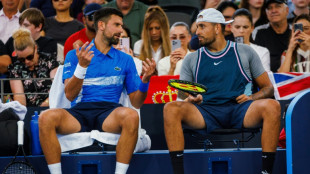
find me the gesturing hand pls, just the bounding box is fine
[76,42,95,68]
[141,58,156,83]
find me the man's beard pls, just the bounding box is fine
[106,34,120,46]
[103,29,120,46]
[199,36,216,47]
[86,23,96,33]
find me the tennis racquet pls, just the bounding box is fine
[168,79,207,96]
[2,121,36,174]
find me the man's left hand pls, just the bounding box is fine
[236,94,253,104]
[141,58,156,83]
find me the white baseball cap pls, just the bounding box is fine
[196,8,234,25]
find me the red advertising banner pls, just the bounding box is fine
[144,75,179,104]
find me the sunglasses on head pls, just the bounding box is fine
[85,13,94,21]
[53,0,68,2]
[170,35,187,40]
[17,49,35,63]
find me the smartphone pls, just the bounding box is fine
[235,36,244,43]
[120,37,130,53]
[294,23,303,42]
[294,23,303,32]
[172,39,181,51]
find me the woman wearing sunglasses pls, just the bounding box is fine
[8,28,59,107]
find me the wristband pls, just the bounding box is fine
[74,64,87,79]
[139,81,150,92]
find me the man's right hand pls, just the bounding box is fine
[185,94,203,104]
[73,39,84,50]
[76,42,94,68]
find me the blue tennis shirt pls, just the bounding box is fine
[63,40,141,106]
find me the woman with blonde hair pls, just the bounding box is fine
[134,6,171,66]
[8,28,59,107]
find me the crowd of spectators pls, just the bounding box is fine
[0,1,309,174]
[0,0,309,106]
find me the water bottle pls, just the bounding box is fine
[30,111,42,155]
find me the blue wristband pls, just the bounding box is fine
[139,81,150,92]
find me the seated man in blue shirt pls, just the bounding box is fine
[39,7,156,174]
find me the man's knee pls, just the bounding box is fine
[263,99,281,122]
[163,101,184,123]
[39,109,61,129]
[122,109,139,131]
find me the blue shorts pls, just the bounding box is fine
[65,101,122,132]
[194,100,253,134]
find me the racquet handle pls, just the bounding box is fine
[17,121,24,145]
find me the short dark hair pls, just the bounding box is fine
[233,8,253,25]
[122,25,131,38]
[171,22,190,34]
[19,8,45,31]
[217,1,239,13]
[93,7,123,32]
[293,14,310,24]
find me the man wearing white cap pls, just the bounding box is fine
[163,8,280,174]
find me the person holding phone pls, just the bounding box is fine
[252,0,291,72]
[157,22,192,76]
[278,14,310,72]
[113,25,143,76]
[231,8,271,71]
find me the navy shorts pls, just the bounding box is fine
[194,100,253,134]
[65,101,122,132]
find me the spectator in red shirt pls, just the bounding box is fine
[63,3,101,58]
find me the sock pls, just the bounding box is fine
[115,162,129,174]
[261,152,276,174]
[48,163,62,174]
[169,151,184,174]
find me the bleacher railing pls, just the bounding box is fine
[0,78,53,102]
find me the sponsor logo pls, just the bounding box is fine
[114,67,121,71]
[214,61,223,65]
[64,62,71,68]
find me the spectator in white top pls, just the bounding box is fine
[133,6,171,67]
[158,22,192,76]
[0,0,20,43]
[231,8,271,71]
[279,14,310,72]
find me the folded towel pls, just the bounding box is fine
[0,101,27,120]
[58,129,151,153]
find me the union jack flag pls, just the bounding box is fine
[268,72,310,100]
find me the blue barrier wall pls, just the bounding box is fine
[286,89,310,174]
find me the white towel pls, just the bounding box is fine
[49,65,71,109]
[58,129,151,153]
[0,100,27,120]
